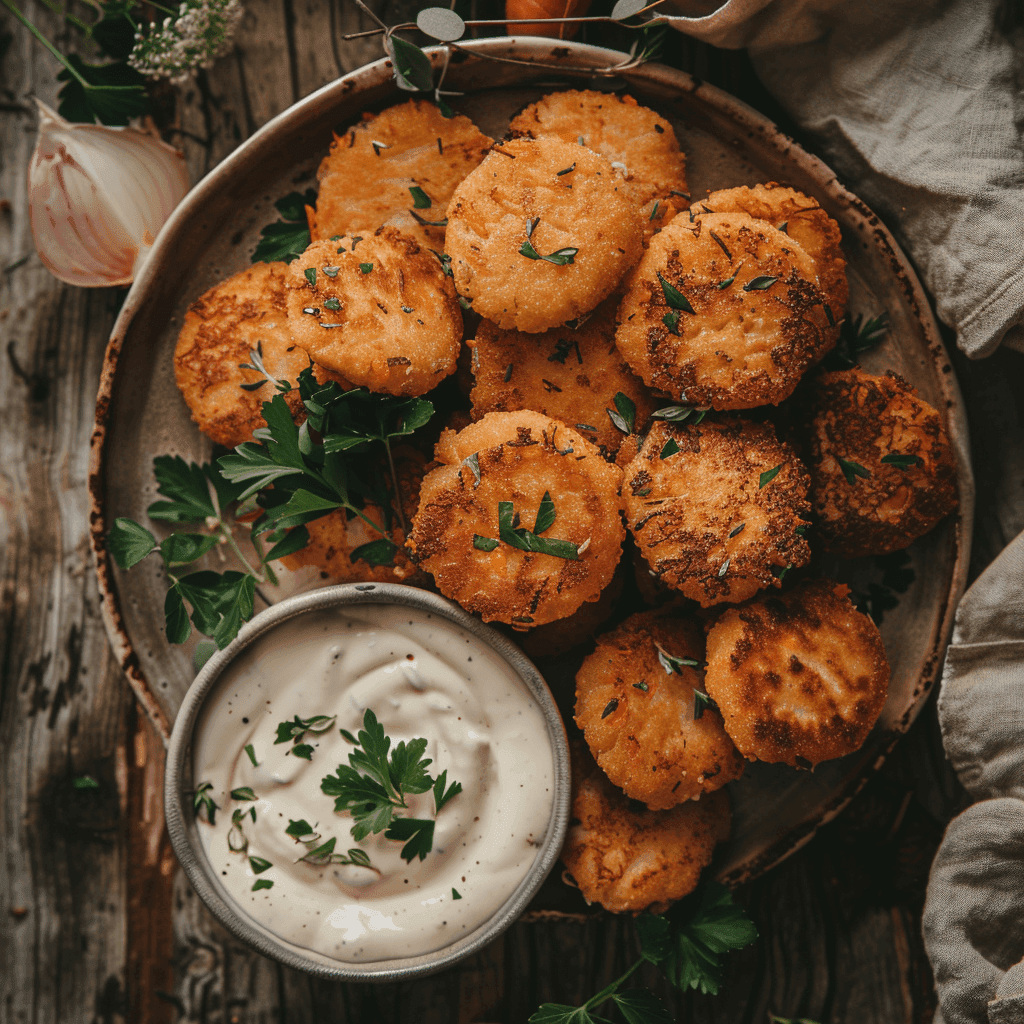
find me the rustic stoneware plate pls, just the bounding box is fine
[89,37,974,891]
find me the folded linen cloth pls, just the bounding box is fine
[662,0,1024,357]
[922,536,1024,1024]
[661,5,1024,1021]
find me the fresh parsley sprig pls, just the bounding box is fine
[275,714,337,760]
[530,883,758,1023]
[252,189,316,264]
[473,493,581,561]
[321,709,462,863]
[107,455,276,648]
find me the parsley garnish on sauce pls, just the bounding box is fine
[320,709,462,863]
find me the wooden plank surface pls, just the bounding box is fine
[2,0,1022,1020]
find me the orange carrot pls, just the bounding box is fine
[505,0,594,39]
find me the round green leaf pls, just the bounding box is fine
[416,7,465,42]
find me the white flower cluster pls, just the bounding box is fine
[129,0,244,85]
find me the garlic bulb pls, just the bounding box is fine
[28,99,189,287]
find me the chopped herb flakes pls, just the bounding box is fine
[359,263,373,274]
[658,273,695,314]
[519,238,578,265]
[743,275,777,291]
[409,185,431,208]
[838,457,871,484]
[660,438,681,459]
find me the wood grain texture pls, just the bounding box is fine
[1,0,1012,1019]
[0,8,133,1014]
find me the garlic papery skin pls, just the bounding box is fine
[28,99,190,287]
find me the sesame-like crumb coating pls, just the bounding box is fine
[615,211,833,408]
[704,579,890,767]
[468,297,655,457]
[407,411,625,626]
[508,89,689,243]
[445,136,643,333]
[692,183,847,332]
[309,99,492,251]
[622,417,812,607]
[799,368,959,558]
[575,607,745,809]
[561,742,730,914]
[285,232,462,396]
[174,261,344,448]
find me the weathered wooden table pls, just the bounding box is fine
[3,1,1024,1019]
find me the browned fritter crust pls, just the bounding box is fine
[562,743,730,913]
[799,368,959,558]
[692,183,847,328]
[445,136,643,333]
[704,579,890,767]
[406,411,625,626]
[280,445,427,585]
[622,418,812,607]
[507,90,689,243]
[285,233,462,395]
[309,100,493,251]
[174,262,339,448]
[515,560,624,658]
[468,297,656,457]
[575,608,745,809]
[615,211,833,408]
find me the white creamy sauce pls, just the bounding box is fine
[192,604,554,963]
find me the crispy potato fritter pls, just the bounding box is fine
[285,233,462,395]
[692,183,847,328]
[562,743,730,913]
[623,418,812,607]
[615,212,833,408]
[406,411,625,626]
[799,368,959,558]
[468,297,656,456]
[704,580,890,767]
[508,90,689,242]
[575,608,745,809]
[174,261,342,448]
[309,100,492,251]
[445,136,643,333]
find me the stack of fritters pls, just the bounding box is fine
[171,90,962,916]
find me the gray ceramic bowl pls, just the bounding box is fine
[164,582,570,980]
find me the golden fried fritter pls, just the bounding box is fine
[704,579,890,767]
[468,297,656,457]
[575,608,744,809]
[508,90,689,243]
[280,445,426,584]
[285,233,462,395]
[445,136,643,333]
[561,743,730,913]
[615,211,833,408]
[622,418,811,607]
[406,411,625,626]
[692,183,847,325]
[515,560,624,658]
[309,100,492,251]
[799,368,959,558]
[174,262,347,448]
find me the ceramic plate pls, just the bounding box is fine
[89,38,973,888]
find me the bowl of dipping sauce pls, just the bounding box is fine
[164,582,570,980]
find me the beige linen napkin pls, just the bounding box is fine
[662,0,1024,357]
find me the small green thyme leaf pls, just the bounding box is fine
[452,887,462,899]
[658,273,695,313]
[304,267,316,287]
[359,263,373,274]
[602,699,619,719]
[244,744,259,767]
[473,535,499,551]
[759,464,783,488]
[660,438,681,459]
[231,787,257,802]
[743,275,778,291]
[519,239,579,265]
[880,453,922,469]
[73,775,99,790]
[838,457,872,484]
[409,185,431,208]
[249,855,273,874]
[252,879,274,891]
